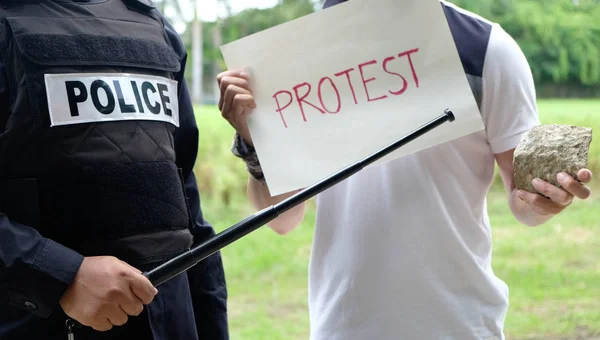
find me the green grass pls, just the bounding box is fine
[488,192,600,339]
[193,100,600,340]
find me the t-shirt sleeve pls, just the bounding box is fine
[480,23,540,154]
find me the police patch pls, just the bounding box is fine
[44,73,179,127]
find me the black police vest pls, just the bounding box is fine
[0,0,194,265]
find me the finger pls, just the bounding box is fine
[129,274,158,305]
[576,169,593,184]
[217,72,236,111]
[232,94,257,119]
[219,76,251,98]
[220,77,251,112]
[216,69,247,86]
[91,318,113,332]
[531,178,573,206]
[219,77,252,112]
[119,289,145,316]
[217,71,249,110]
[222,85,252,117]
[107,308,128,327]
[518,190,564,215]
[222,85,252,119]
[557,172,591,200]
[120,301,144,316]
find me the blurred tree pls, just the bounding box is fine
[192,0,202,104]
[163,0,599,99]
[451,0,600,95]
[197,0,318,102]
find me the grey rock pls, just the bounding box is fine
[513,124,593,193]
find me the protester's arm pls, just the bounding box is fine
[218,70,307,235]
[247,176,305,235]
[481,25,593,226]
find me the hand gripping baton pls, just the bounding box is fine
[143,109,455,286]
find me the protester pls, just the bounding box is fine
[217,0,593,339]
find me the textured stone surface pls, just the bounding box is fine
[514,124,593,193]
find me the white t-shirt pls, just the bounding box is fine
[309,2,540,339]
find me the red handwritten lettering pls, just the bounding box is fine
[271,47,420,128]
[334,68,358,105]
[358,60,388,102]
[382,56,408,96]
[398,48,420,87]
[293,82,325,122]
[317,77,341,114]
[273,90,293,128]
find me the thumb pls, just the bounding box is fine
[130,273,158,305]
[577,169,592,183]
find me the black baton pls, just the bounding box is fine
[68,109,455,332]
[143,108,456,286]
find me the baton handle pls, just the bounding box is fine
[143,108,455,286]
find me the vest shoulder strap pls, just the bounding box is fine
[0,0,42,9]
[122,0,156,13]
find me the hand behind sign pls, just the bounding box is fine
[217,70,257,146]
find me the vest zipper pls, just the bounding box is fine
[66,318,76,340]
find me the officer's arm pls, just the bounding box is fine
[0,61,84,318]
[177,89,229,338]
[161,15,229,339]
[0,215,84,318]
[177,60,231,340]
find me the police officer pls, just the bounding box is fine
[0,0,228,339]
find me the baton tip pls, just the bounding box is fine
[444,109,455,122]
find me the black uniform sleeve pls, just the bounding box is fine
[0,67,84,319]
[161,15,229,339]
[0,216,84,318]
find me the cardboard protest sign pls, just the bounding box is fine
[220,0,484,196]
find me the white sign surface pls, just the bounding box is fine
[221,0,484,196]
[45,73,179,127]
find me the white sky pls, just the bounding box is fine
[198,0,279,22]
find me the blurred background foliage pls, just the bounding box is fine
[161,0,600,104]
